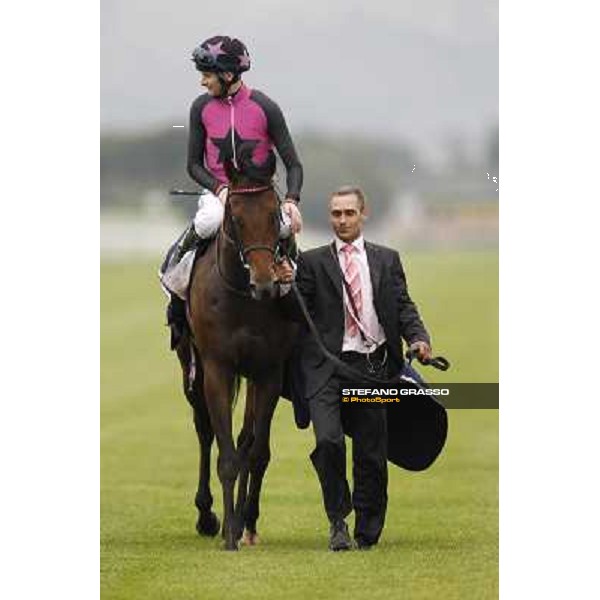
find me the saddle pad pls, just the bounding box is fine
[160,249,196,300]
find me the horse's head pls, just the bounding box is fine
[223,155,281,301]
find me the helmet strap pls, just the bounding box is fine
[217,73,240,99]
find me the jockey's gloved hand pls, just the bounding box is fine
[283,199,302,234]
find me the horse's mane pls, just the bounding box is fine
[224,142,275,188]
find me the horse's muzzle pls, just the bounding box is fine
[250,281,277,300]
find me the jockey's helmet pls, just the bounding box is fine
[192,36,251,75]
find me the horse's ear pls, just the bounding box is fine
[223,159,240,186]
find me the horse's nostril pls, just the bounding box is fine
[250,281,276,301]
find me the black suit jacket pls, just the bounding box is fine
[282,240,430,402]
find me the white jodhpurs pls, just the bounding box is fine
[193,191,224,238]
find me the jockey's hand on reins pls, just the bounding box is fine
[282,200,303,234]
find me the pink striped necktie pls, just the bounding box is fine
[341,243,363,337]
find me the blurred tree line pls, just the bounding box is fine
[101,124,498,226]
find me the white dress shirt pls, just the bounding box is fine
[335,235,386,353]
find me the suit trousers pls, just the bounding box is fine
[308,347,389,545]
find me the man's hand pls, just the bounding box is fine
[273,258,295,283]
[410,340,432,363]
[283,200,303,234]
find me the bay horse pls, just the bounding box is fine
[175,159,298,550]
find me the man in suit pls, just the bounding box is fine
[276,185,432,551]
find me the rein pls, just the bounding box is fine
[290,282,450,385]
[216,233,252,297]
[229,185,272,194]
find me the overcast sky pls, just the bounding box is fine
[101,0,497,160]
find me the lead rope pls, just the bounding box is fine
[290,282,404,386]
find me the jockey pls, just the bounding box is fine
[160,35,304,348]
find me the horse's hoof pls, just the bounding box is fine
[196,511,220,537]
[224,538,240,551]
[233,525,244,542]
[242,530,259,546]
[231,515,245,542]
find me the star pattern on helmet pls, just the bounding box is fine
[210,128,259,165]
[205,41,226,59]
[238,52,251,69]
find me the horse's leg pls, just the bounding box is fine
[193,398,221,537]
[243,376,281,545]
[202,358,240,550]
[176,340,219,537]
[234,382,255,541]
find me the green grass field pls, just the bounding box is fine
[101,250,498,599]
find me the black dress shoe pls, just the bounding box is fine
[329,519,352,551]
[355,537,377,550]
[356,541,374,551]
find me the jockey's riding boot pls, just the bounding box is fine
[194,235,213,259]
[161,223,199,350]
[162,225,215,350]
[174,223,201,263]
[160,222,201,275]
